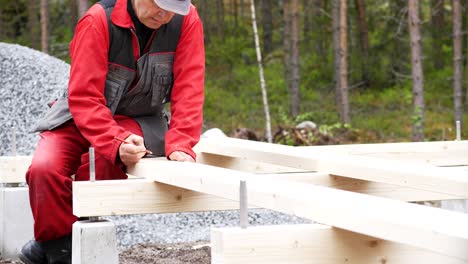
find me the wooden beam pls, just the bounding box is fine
[199,153,460,201]
[0,156,31,183]
[211,224,467,264]
[197,152,304,174]
[72,179,245,217]
[195,138,468,197]
[297,140,468,166]
[128,159,468,260]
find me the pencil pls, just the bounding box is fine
[114,137,153,154]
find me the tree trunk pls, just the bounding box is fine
[216,0,225,38]
[453,0,463,125]
[465,2,468,109]
[339,0,350,124]
[77,0,88,19]
[408,0,425,141]
[333,0,350,124]
[40,0,49,53]
[28,0,40,50]
[431,0,444,69]
[283,0,292,105]
[463,1,468,110]
[303,0,312,45]
[332,0,341,118]
[261,0,273,54]
[70,0,78,34]
[290,0,301,116]
[0,4,3,39]
[250,0,272,143]
[354,0,370,87]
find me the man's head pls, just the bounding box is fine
[132,0,190,29]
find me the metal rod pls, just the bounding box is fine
[89,147,96,182]
[11,126,16,156]
[456,120,461,141]
[240,180,248,229]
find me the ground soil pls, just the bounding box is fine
[120,242,211,264]
[0,242,211,264]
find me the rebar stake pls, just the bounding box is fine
[88,147,99,221]
[240,180,248,229]
[456,120,461,141]
[89,147,96,182]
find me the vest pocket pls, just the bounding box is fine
[104,77,125,114]
[151,63,173,107]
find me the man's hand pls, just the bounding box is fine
[118,134,148,166]
[168,151,195,162]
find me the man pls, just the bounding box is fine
[19,0,204,263]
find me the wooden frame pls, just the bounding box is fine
[3,138,468,262]
[128,159,468,260]
[195,138,468,197]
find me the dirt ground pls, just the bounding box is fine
[0,242,211,264]
[120,242,211,264]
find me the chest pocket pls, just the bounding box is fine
[149,53,174,107]
[104,64,133,114]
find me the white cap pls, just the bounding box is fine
[154,0,191,16]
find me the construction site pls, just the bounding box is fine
[1,8,468,261]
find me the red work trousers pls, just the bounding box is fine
[26,115,143,242]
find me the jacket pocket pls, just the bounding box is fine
[34,97,73,132]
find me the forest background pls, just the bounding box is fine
[1,0,467,145]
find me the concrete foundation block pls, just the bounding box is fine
[0,187,34,259]
[72,220,118,264]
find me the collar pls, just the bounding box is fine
[110,0,134,29]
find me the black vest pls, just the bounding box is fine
[35,0,183,156]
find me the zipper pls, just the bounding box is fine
[128,27,141,93]
[129,27,141,60]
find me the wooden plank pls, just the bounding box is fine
[0,156,31,183]
[199,153,460,201]
[297,140,468,166]
[197,152,304,174]
[297,139,468,153]
[211,224,468,264]
[72,179,244,217]
[128,159,468,260]
[195,138,468,198]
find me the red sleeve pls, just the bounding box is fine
[165,5,205,160]
[68,5,132,164]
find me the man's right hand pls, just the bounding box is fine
[118,134,148,166]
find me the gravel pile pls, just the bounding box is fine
[0,42,310,250]
[0,43,68,156]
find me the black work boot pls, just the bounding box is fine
[19,240,47,264]
[41,234,72,264]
